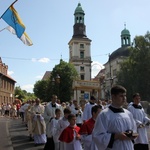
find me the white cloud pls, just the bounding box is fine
[8,70,14,75]
[92,61,104,78]
[31,57,50,63]
[38,57,50,63]
[31,58,37,62]
[21,84,34,93]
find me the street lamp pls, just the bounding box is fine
[55,74,60,84]
[52,74,61,98]
[99,74,107,100]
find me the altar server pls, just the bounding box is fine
[128,93,150,150]
[59,114,82,150]
[92,85,138,150]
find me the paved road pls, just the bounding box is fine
[0,117,13,150]
[1,116,150,150]
[0,117,44,150]
[9,118,44,150]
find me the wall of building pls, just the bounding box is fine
[0,58,15,104]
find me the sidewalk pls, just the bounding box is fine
[0,117,13,150]
[9,118,44,150]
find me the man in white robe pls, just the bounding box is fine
[82,96,97,122]
[92,85,138,150]
[43,95,63,135]
[128,93,150,150]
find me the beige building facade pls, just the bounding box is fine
[0,57,16,104]
[69,3,93,101]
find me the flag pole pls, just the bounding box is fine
[0,28,6,32]
[0,0,18,19]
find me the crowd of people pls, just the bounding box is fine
[0,99,22,119]
[1,85,150,150]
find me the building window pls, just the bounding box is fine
[70,50,72,58]
[80,66,84,71]
[106,73,109,78]
[80,51,84,58]
[80,44,84,48]
[81,90,84,94]
[80,74,84,80]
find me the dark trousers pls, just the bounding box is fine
[134,143,149,150]
[43,137,54,150]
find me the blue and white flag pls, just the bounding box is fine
[0,3,33,46]
[6,26,33,46]
[2,5,25,38]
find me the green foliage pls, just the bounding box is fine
[49,60,78,102]
[33,60,78,102]
[117,32,150,102]
[14,86,36,102]
[14,86,25,100]
[33,79,49,102]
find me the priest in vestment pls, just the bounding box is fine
[31,98,46,146]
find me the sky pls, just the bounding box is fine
[0,0,150,93]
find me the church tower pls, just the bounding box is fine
[121,24,131,47]
[68,3,92,100]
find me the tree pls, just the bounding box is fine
[14,86,36,102]
[117,32,150,101]
[49,59,78,102]
[33,79,49,101]
[14,86,26,100]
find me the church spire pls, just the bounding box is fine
[121,23,131,47]
[73,3,87,38]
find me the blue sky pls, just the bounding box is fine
[0,0,150,93]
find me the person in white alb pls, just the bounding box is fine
[71,100,83,127]
[128,93,150,150]
[82,96,97,122]
[56,108,71,150]
[92,85,138,150]
[79,105,102,150]
[43,95,63,135]
[59,114,82,150]
[50,108,62,150]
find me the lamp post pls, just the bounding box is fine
[52,74,60,98]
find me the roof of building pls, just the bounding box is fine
[0,72,16,82]
[109,46,130,61]
[121,28,130,36]
[42,71,51,80]
[74,3,84,14]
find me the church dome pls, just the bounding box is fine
[121,28,130,36]
[109,46,130,61]
[74,3,84,14]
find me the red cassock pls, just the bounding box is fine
[59,126,80,143]
[79,118,95,135]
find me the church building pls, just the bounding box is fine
[68,3,93,101]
